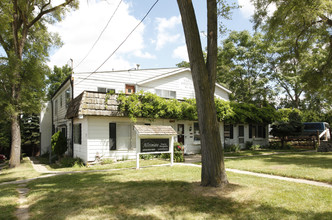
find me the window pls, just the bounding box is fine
[239,125,244,137]
[249,124,266,138]
[54,100,58,115]
[155,89,176,99]
[65,88,71,108]
[98,87,115,94]
[98,87,106,93]
[194,122,200,141]
[73,124,82,144]
[224,124,233,139]
[125,85,135,94]
[109,123,116,150]
[60,126,67,138]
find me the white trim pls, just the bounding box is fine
[137,68,190,85]
[215,83,232,94]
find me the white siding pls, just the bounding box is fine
[138,70,195,99]
[223,124,269,148]
[40,102,52,154]
[52,80,72,128]
[72,68,183,98]
[215,86,229,101]
[73,117,88,163]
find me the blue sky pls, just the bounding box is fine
[48,0,255,72]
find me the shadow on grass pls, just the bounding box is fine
[26,172,332,220]
[227,152,332,169]
[0,185,18,220]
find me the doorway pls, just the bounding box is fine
[177,124,184,145]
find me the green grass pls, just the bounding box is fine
[25,165,332,220]
[224,149,306,157]
[0,157,42,184]
[0,184,18,220]
[225,152,332,183]
[37,157,171,172]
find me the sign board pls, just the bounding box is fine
[141,139,169,153]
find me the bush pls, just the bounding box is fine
[224,144,240,152]
[245,141,253,150]
[174,142,184,162]
[140,154,154,160]
[59,157,84,168]
[51,131,67,158]
[250,144,261,151]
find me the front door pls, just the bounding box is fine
[177,124,184,145]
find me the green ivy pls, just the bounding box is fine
[117,91,277,124]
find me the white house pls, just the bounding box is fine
[40,67,269,163]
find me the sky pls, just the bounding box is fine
[48,0,256,73]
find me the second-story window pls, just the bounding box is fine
[98,87,115,93]
[155,89,176,99]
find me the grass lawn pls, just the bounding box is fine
[224,149,306,157]
[0,184,18,220]
[25,165,332,220]
[0,157,42,184]
[225,152,332,183]
[37,157,171,172]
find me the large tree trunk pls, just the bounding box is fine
[177,0,228,187]
[9,114,21,167]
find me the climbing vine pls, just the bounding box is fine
[117,91,277,124]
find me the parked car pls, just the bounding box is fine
[0,154,6,162]
[303,122,330,139]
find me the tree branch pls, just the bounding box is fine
[28,0,75,29]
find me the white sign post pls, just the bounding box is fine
[134,125,176,170]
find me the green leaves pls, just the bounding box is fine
[117,92,277,124]
[217,31,275,105]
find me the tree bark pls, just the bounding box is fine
[177,0,228,187]
[9,114,21,168]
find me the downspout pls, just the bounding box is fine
[50,99,54,164]
[71,71,74,158]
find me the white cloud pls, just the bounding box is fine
[172,45,188,61]
[238,0,255,19]
[238,0,276,19]
[48,0,150,72]
[155,16,181,50]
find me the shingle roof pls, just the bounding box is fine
[66,91,123,119]
[134,125,177,136]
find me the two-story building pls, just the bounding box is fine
[40,67,268,163]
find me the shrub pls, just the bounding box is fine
[224,144,240,152]
[59,157,84,167]
[140,154,154,160]
[245,141,253,150]
[174,142,184,162]
[51,131,67,158]
[250,144,261,151]
[268,141,281,149]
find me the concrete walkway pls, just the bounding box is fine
[176,163,332,188]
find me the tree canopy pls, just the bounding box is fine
[0,0,78,167]
[217,30,274,104]
[252,0,332,103]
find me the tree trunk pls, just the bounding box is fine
[177,0,228,187]
[9,114,21,167]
